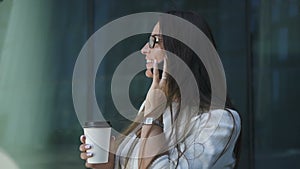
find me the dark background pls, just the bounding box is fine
[0,0,299,168]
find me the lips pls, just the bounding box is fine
[146,59,154,69]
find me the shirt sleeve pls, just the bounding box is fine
[149,109,240,169]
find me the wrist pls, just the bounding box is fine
[143,117,164,129]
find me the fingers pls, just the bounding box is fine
[162,57,167,77]
[80,135,86,143]
[85,162,93,168]
[79,144,92,161]
[80,152,93,160]
[79,144,91,152]
[79,135,92,160]
[85,162,98,169]
[160,57,168,86]
[79,135,116,160]
[151,60,159,85]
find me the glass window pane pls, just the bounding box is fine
[252,0,300,168]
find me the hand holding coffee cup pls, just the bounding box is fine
[79,121,115,168]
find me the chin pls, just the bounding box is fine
[145,69,153,78]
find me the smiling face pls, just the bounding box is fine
[141,22,166,78]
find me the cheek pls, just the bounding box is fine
[156,55,164,63]
[151,48,165,62]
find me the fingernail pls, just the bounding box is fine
[80,135,85,141]
[112,136,116,141]
[85,144,91,149]
[86,152,93,157]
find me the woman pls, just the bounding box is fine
[79,11,241,169]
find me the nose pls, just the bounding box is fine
[141,43,149,55]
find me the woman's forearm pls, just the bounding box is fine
[138,119,167,168]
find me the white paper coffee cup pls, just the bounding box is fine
[83,121,111,164]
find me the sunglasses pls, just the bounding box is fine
[148,35,161,48]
